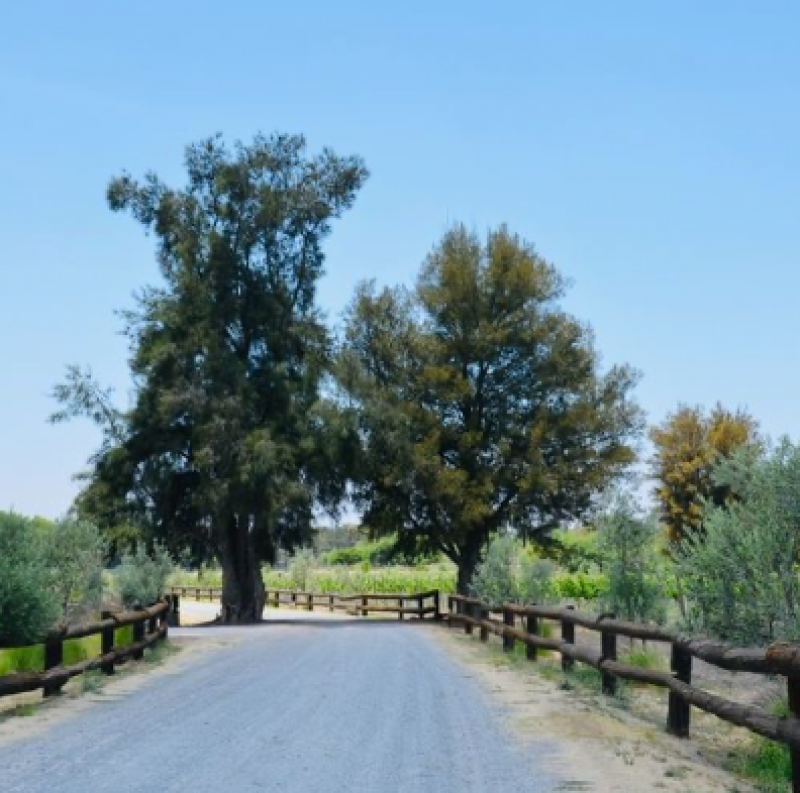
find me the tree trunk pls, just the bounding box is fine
[456,541,482,595]
[219,514,265,624]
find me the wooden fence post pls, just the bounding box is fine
[788,677,800,793]
[667,644,692,737]
[417,595,424,620]
[433,591,441,621]
[132,609,145,661]
[362,596,368,618]
[291,591,297,608]
[100,611,116,676]
[398,597,404,621]
[329,594,334,613]
[43,634,64,697]
[480,606,489,642]
[503,608,515,653]
[526,612,538,661]
[601,618,617,696]
[167,594,181,627]
[449,596,458,628]
[465,602,474,635]
[307,594,314,612]
[561,605,575,673]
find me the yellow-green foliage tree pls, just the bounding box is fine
[650,404,758,546]
[339,225,642,593]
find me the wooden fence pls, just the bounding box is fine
[167,586,441,622]
[449,594,800,792]
[0,599,173,700]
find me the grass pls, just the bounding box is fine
[0,622,138,678]
[730,698,792,793]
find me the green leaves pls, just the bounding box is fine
[340,225,642,590]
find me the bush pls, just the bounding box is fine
[43,519,105,623]
[472,535,554,606]
[597,496,666,623]
[0,512,60,645]
[678,440,800,644]
[116,543,173,608]
[553,570,609,602]
[287,548,316,590]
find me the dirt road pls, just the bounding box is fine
[0,610,560,793]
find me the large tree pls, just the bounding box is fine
[54,133,367,622]
[338,225,642,593]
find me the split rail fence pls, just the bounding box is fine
[450,594,800,792]
[0,599,174,700]
[167,586,441,622]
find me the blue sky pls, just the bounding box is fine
[1,2,798,518]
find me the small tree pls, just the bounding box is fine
[116,543,174,608]
[597,496,665,624]
[472,534,554,606]
[43,519,105,622]
[677,440,800,644]
[288,548,316,591]
[0,512,60,644]
[650,404,758,545]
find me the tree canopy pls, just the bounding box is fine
[53,133,368,622]
[338,225,642,592]
[649,403,759,545]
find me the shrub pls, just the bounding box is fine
[43,519,105,622]
[116,543,173,608]
[287,548,316,590]
[677,440,800,644]
[472,535,554,606]
[0,512,60,645]
[553,570,609,602]
[597,495,666,623]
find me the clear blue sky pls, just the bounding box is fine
[1,2,798,519]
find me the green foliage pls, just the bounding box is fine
[552,570,609,602]
[735,737,791,792]
[43,519,105,622]
[0,512,60,645]
[53,133,368,621]
[339,225,642,591]
[546,528,604,573]
[597,496,666,623]
[677,440,800,644]
[322,536,396,566]
[471,535,555,606]
[116,543,174,608]
[264,563,456,595]
[287,548,316,591]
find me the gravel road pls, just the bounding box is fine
[0,610,559,793]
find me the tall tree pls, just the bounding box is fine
[54,133,367,622]
[649,404,759,546]
[338,225,642,593]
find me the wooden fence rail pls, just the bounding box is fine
[0,599,174,700]
[166,586,442,621]
[448,594,800,792]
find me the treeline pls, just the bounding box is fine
[44,131,796,637]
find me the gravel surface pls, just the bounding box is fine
[0,612,559,793]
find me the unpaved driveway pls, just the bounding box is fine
[0,611,560,793]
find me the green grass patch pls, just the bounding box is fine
[1,625,136,680]
[621,645,667,673]
[0,645,45,675]
[735,737,790,792]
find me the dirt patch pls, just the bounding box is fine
[0,633,234,748]
[429,625,757,793]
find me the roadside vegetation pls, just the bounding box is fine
[0,511,172,677]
